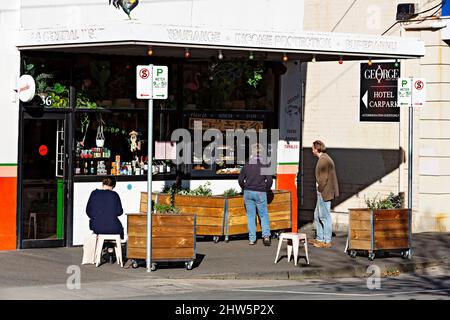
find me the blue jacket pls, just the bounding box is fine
[86,189,124,238]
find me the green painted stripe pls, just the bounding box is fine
[0,163,17,166]
[57,179,64,240]
[277,162,299,165]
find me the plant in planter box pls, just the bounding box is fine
[223,188,240,197]
[364,192,404,210]
[153,203,180,214]
[348,192,410,260]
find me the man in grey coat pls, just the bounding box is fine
[309,140,339,248]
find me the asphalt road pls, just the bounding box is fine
[1,265,449,300]
[127,265,450,300]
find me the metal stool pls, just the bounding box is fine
[94,234,123,267]
[274,232,309,266]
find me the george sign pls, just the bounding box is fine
[152,66,168,99]
[397,77,427,107]
[360,62,401,122]
[136,65,152,99]
[18,75,36,103]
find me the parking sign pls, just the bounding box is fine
[136,65,152,99]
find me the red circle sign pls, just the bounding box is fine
[414,80,424,90]
[139,68,149,79]
[39,145,48,156]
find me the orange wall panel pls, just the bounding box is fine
[0,178,17,250]
[276,174,298,232]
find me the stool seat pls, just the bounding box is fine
[94,234,123,267]
[274,232,309,266]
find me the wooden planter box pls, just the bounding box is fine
[141,190,291,242]
[126,212,196,270]
[141,193,226,238]
[347,208,412,260]
[225,190,292,240]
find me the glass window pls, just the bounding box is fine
[22,56,72,108]
[182,59,276,111]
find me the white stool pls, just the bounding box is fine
[28,213,37,239]
[274,232,309,266]
[94,234,123,267]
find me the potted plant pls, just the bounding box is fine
[347,192,411,260]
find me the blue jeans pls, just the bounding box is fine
[244,190,271,242]
[314,192,332,243]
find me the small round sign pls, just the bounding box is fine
[39,145,48,156]
[18,75,36,103]
[414,80,424,90]
[139,68,149,79]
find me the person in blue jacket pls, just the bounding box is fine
[86,177,124,239]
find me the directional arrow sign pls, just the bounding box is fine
[362,90,368,109]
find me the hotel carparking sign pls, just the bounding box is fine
[360,62,401,122]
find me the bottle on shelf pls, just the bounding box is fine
[75,160,81,175]
[90,161,95,175]
[84,161,89,175]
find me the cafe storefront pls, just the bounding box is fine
[0,1,424,249]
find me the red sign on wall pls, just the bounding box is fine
[39,145,48,156]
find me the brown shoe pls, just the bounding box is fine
[317,242,332,248]
[308,239,319,245]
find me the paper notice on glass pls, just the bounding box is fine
[166,142,177,160]
[155,141,166,159]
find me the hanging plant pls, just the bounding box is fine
[96,113,105,148]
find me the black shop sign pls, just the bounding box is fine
[360,62,400,122]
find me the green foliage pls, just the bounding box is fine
[246,69,263,88]
[23,62,35,76]
[161,182,212,197]
[35,73,53,93]
[76,92,99,109]
[223,188,239,197]
[365,192,404,210]
[153,203,180,214]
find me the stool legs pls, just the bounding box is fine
[303,240,310,265]
[287,240,293,262]
[292,238,299,266]
[95,238,105,267]
[114,241,123,267]
[274,236,284,264]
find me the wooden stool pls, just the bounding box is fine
[94,234,123,267]
[274,232,309,266]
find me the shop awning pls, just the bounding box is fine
[16,22,425,61]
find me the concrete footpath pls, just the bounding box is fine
[0,232,448,289]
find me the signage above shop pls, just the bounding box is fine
[397,78,427,107]
[136,65,168,100]
[360,62,401,122]
[17,75,36,103]
[17,24,425,59]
